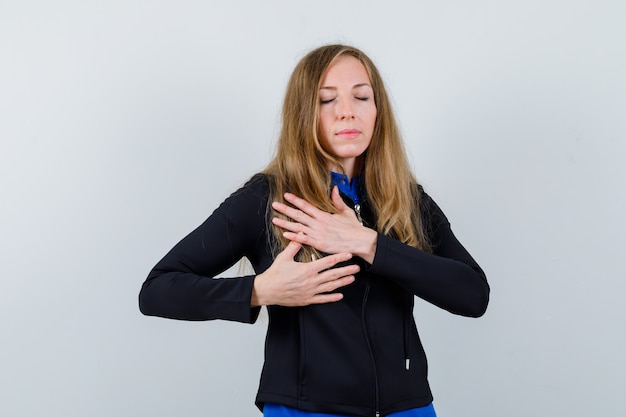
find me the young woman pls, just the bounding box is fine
[139,44,490,417]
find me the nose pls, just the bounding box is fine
[336,98,355,119]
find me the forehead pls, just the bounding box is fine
[320,55,371,86]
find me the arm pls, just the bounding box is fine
[368,191,489,317]
[139,175,359,321]
[272,185,489,317]
[138,175,269,323]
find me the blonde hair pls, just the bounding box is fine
[263,44,430,260]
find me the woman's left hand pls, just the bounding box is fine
[271,186,377,264]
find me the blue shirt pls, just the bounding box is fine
[330,171,362,205]
[263,403,437,417]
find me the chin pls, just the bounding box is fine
[336,148,368,159]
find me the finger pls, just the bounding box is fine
[312,252,353,272]
[283,193,324,218]
[331,186,350,211]
[272,217,308,235]
[278,240,302,260]
[272,201,313,226]
[320,264,360,283]
[282,231,313,246]
[309,292,344,304]
[318,274,356,293]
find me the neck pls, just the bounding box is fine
[331,157,362,181]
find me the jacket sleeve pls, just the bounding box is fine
[367,190,490,317]
[138,174,269,323]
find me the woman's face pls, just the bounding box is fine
[317,55,377,175]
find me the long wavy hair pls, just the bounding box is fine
[263,44,430,260]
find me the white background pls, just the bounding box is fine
[1,1,625,416]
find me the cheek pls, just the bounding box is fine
[367,109,377,131]
[316,119,331,147]
[317,113,333,139]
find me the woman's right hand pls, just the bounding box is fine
[251,241,359,307]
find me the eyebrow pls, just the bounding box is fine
[320,83,372,90]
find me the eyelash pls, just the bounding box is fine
[320,97,370,104]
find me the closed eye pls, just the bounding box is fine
[320,97,336,104]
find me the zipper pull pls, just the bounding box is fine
[354,203,363,225]
[405,358,410,370]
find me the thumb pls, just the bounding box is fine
[280,240,302,260]
[331,186,350,211]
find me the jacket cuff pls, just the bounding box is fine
[367,232,390,275]
[239,275,262,324]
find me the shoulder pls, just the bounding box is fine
[228,173,272,202]
[240,172,272,192]
[416,184,446,216]
[189,174,272,251]
[212,173,273,224]
[415,184,450,235]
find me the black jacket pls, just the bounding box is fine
[139,174,489,417]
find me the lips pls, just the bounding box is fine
[336,128,360,139]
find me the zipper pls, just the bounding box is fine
[362,282,380,417]
[404,293,414,371]
[334,187,362,225]
[355,198,377,415]
[297,309,306,400]
[354,203,363,225]
[404,307,410,371]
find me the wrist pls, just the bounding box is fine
[355,228,377,264]
[251,273,269,307]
